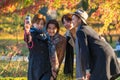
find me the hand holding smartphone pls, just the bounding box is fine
[24,15,31,34]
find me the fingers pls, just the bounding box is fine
[86,72,90,80]
[28,36,32,43]
[24,24,30,34]
[50,77,54,80]
[24,24,30,29]
[52,70,57,77]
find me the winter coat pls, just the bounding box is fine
[64,30,75,77]
[76,25,120,80]
[24,27,51,80]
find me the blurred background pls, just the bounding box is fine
[0,0,120,79]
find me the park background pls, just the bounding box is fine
[0,0,120,80]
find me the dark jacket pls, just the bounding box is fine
[76,25,120,80]
[64,30,74,78]
[24,27,51,80]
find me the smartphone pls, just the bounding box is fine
[25,15,31,24]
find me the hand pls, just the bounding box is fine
[52,70,57,78]
[77,77,86,80]
[24,23,31,34]
[77,74,90,80]
[28,35,32,43]
[50,71,56,80]
[85,72,90,80]
[50,76,54,80]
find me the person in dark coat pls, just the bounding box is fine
[61,13,75,78]
[24,13,51,80]
[72,9,120,80]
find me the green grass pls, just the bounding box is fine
[110,41,116,48]
[0,61,75,80]
[0,61,27,77]
[0,39,29,56]
[0,35,120,80]
[57,64,76,80]
[0,39,76,80]
[0,77,27,80]
[0,61,120,80]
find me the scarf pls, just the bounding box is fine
[49,33,62,71]
[76,25,85,79]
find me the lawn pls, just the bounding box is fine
[0,60,75,80]
[0,39,75,80]
[0,60,120,80]
[0,38,120,80]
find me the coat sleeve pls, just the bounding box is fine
[76,30,90,71]
[24,31,35,48]
[57,37,66,66]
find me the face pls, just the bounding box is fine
[63,19,73,30]
[72,15,81,27]
[33,20,44,30]
[47,24,58,37]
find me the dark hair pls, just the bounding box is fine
[61,13,72,24]
[46,19,60,33]
[32,13,46,25]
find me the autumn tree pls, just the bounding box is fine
[89,0,120,35]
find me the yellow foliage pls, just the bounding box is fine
[59,27,66,36]
[6,3,18,13]
[0,77,27,80]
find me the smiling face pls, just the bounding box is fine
[72,15,82,28]
[32,14,46,30]
[47,23,58,37]
[33,20,44,30]
[46,19,59,37]
[63,18,73,30]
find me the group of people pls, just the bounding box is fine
[24,9,120,80]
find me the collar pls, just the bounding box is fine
[65,30,71,37]
[30,27,43,34]
[77,24,83,31]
